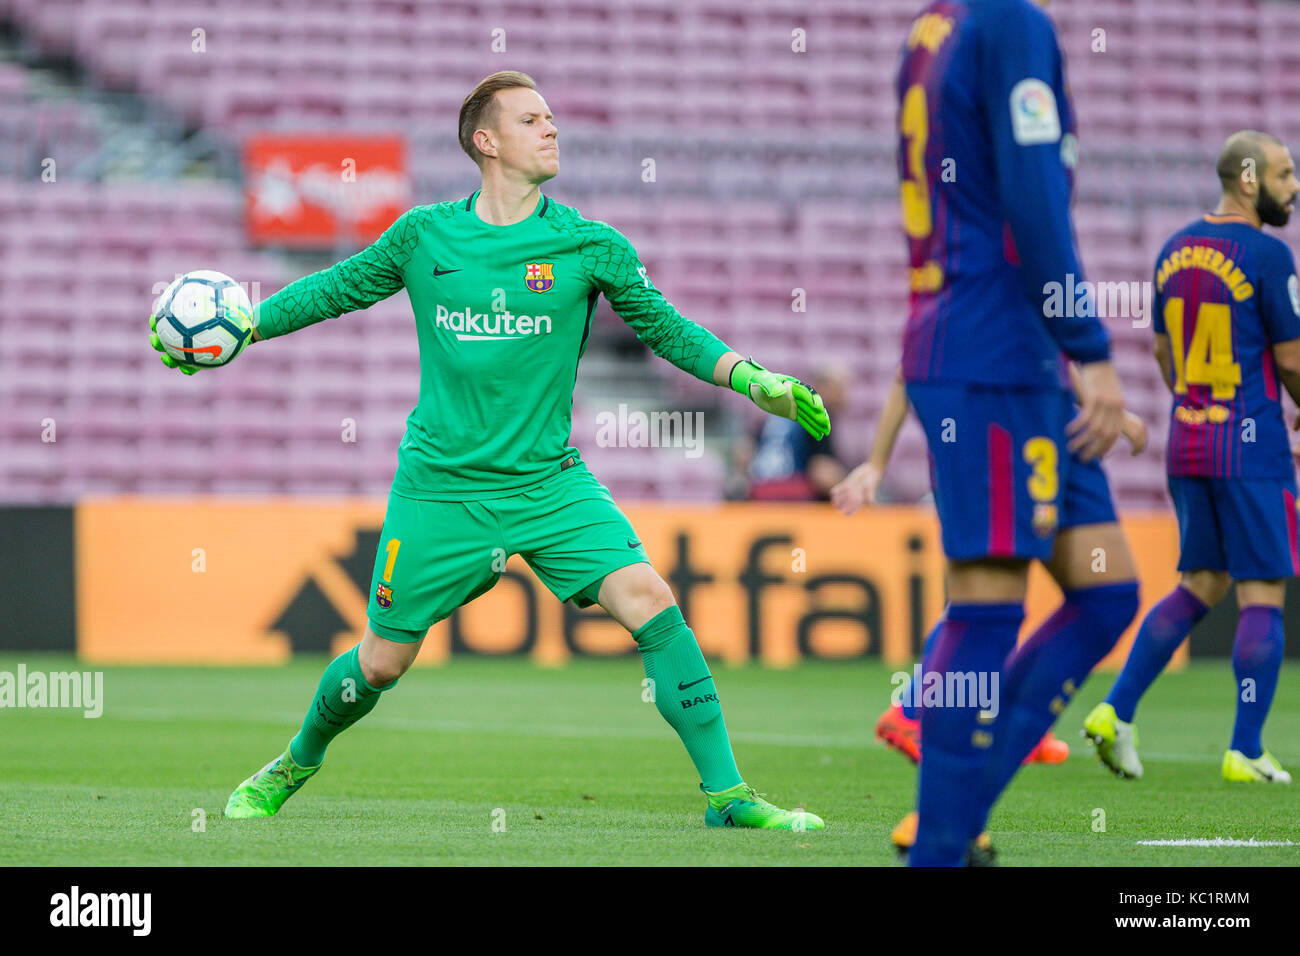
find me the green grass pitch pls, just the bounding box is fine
[1,654,1297,866]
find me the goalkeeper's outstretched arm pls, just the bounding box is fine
[588,223,829,439]
[251,211,415,342]
[154,211,417,372]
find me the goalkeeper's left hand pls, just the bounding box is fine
[148,313,198,375]
[730,357,830,440]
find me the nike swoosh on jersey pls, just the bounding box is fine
[432,265,462,276]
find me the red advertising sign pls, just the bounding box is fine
[243,135,411,247]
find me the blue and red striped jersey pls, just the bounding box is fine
[895,0,1109,388]
[1153,214,1300,478]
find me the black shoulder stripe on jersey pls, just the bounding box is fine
[465,191,478,211]
[539,196,550,217]
[574,289,598,384]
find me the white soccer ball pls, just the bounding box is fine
[151,270,253,369]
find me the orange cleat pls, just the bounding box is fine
[875,703,921,763]
[890,809,919,854]
[877,704,1068,767]
[891,811,996,865]
[1023,730,1070,764]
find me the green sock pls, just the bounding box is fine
[634,606,743,793]
[289,644,393,767]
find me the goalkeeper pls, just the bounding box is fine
[155,71,829,829]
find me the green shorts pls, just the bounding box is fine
[366,460,650,642]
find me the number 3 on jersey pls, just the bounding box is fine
[1164,297,1241,399]
[899,84,931,239]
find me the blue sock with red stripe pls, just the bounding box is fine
[901,619,943,721]
[1230,605,1284,759]
[1106,585,1209,722]
[910,602,1022,867]
[970,582,1140,838]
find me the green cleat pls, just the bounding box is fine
[702,782,825,830]
[1222,749,1292,784]
[224,747,320,819]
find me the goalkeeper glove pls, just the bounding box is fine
[148,313,199,375]
[730,357,830,440]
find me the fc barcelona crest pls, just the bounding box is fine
[1032,503,1058,539]
[376,583,393,609]
[525,262,554,293]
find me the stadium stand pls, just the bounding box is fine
[1,0,1296,504]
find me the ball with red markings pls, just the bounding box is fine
[150,270,253,370]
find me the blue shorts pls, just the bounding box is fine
[908,382,1117,562]
[1168,474,1300,580]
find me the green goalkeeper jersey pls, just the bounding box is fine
[254,191,733,500]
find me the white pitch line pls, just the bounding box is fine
[1136,838,1297,847]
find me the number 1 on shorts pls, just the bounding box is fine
[383,538,401,583]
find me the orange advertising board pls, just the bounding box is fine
[76,500,1184,669]
[243,135,410,246]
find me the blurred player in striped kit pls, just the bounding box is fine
[887,0,1141,865]
[834,361,1150,854]
[840,366,1146,768]
[1086,131,1300,785]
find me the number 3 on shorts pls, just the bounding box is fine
[1023,437,1059,502]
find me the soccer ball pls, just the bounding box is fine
[150,270,253,369]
